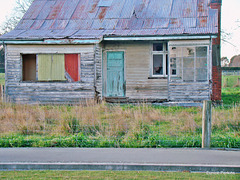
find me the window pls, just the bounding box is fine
[22,54,80,82]
[152,42,168,77]
[169,46,208,82]
[22,54,36,81]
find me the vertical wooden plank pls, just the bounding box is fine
[65,54,80,82]
[202,100,212,148]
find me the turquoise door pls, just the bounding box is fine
[107,51,125,97]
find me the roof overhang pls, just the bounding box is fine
[0,39,101,45]
[103,35,217,41]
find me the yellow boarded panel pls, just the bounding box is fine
[38,54,52,81]
[38,54,66,81]
[51,54,65,81]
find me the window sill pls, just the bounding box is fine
[148,77,168,79]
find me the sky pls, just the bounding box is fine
[0,0,239,59]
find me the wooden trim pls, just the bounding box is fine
[148,77,168,79]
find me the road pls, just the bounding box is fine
[0,148,239,172]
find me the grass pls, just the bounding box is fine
[0,73,4,85]
[0,171,239,180]
[222,75,240,105]
[0,74,239,148]
[0,101,239,148]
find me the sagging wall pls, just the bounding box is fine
[5,44,95,104]
[102,41,168,101]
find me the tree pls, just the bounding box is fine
[221,57,230,67]
[1,0,33,34]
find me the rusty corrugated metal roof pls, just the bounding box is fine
[1,0,219,40]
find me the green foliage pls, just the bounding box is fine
[222,87,240,105]
[0,73,4,85]
[222,75,240,105]
[0,170,239,180]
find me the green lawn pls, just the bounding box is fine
[222,75,240,105]
[0,73,4,85]
[0,171,239,180]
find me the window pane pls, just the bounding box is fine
[170,58,177,75]
[182,47,195,57]
[196,68,207,81]
[196,47,207,57]
[183,58,194,81]
[153,55,163,75]
[153,43,163,51]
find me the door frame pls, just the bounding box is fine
[103,50,126,98]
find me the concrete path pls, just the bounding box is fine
[0,148,239,172]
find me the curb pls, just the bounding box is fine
[1,163,240,173]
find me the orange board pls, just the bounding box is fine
[65,54,80,82]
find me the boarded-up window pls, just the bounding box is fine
[65,54,81,82]
[22,54,36,81]
[22,53,81,82]
[38,54,66,81]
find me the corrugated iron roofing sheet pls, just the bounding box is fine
[0,0,219,40]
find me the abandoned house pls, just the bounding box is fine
[0,0,222,104]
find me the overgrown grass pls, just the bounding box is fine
[0,75,239,148]
[0,171,239,179]
[222,75,240,105]
[0,73,4,85]
[0,101,239,148]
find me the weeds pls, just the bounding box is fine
[0,100,239,148]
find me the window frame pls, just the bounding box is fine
[151,42,168,78]
[169,45,209,82]
[21,53,81,83]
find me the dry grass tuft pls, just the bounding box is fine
[0,99,239,138]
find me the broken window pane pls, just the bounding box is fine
[153,54,163,75]
[182,47,195,57]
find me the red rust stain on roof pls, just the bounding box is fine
[198,2,204,13]
[184,8,192,16]
[98,7,107,20]
[199,17,207,27]
[89,2,97,13]
[170,18,178,25]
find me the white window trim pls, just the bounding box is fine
[151,42,168,77]
[169,45,210,82]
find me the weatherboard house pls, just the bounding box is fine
[0,0,222,104]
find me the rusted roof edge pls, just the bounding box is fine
[103,35,217,41]
[0,39,101,45]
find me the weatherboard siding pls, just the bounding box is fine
[102,42,168,101]
[5,44,95,104]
